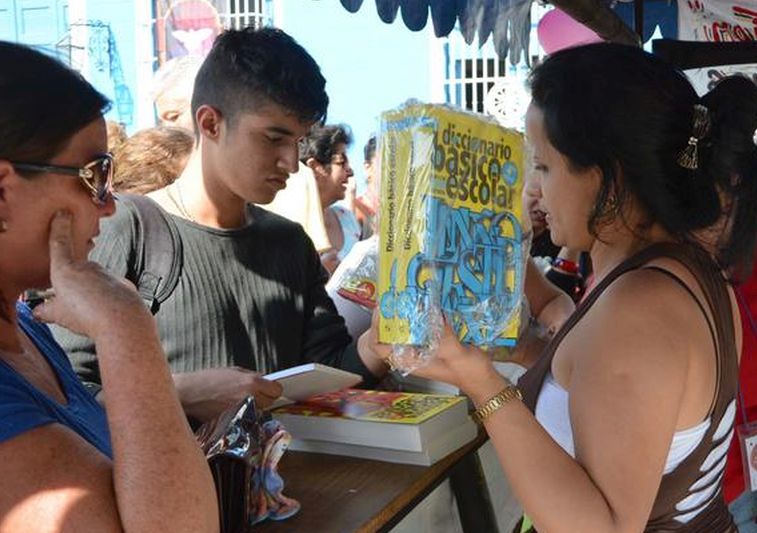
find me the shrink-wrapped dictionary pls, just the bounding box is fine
[377,103,527,370]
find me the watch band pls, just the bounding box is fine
[472,383,522,424]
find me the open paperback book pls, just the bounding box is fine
[264,363,363,409]
[271,389,472,452]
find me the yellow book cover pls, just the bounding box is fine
[271,389,465,425]
[377,103,526,347]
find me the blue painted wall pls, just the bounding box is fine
[81,0,137,129]
[0,0,69,59]
[0,0,140,130]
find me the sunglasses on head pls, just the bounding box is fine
[11,152,114,205]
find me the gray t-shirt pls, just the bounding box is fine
[50,196,372,384]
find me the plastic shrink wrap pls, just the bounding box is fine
[376,102,528,373]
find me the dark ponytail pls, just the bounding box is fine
[699,76,757,278]
[529,43,757,277]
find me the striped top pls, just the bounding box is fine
[50,197,373,383]
[519,243,738,532]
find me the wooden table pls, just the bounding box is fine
[256,430,498,533]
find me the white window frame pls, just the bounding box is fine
[430,3,550,114]
[219,0,271,30]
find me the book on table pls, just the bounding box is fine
[264,363,363,408]
[271,388,477,465]
[287,421,477,466]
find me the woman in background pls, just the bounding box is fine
[0,42,218,532]
[301,124,362,273]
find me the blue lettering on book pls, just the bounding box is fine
[429,198,522,345]
[380,196,523,346]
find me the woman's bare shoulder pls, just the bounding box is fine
[557,266,710,387]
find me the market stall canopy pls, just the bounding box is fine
[335,0,645,63]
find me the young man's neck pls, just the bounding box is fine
[153,150,249,229]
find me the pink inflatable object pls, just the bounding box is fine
[537,8,603,54]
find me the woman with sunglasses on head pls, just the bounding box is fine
[364,43,757,532]
[0,42,218,532]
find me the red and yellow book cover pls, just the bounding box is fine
[272,389,464,425]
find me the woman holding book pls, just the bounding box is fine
[0,42,218,532]
[366,43,757,532]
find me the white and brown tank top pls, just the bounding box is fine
[519,243,738,532]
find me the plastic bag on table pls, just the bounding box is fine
[331,235,379,310]
[375,101,530,375]
[195,396,299,532]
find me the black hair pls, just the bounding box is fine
[364,134,377,163]
[699,76,757,276]
[0,41,110,163]
[529,42,757,277]
[0,42,108,321]
[191,27,328,129]
[299,124,353,165]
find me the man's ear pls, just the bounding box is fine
[195,105,222,140]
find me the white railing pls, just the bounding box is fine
[220,0,270,30]
[431,2,550,116]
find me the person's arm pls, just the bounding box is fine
[525,256,575,336]
[469,270,691,533]
[28,211,218,533]
[509,258,575,368]
[0,423,125,532]
[368,268,709,533]
[172,367,282,423]
[319,248,340,275]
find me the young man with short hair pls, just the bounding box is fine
[52,27,386,423]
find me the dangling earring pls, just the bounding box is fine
[0,219,6,233]
[599,194,620,223]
